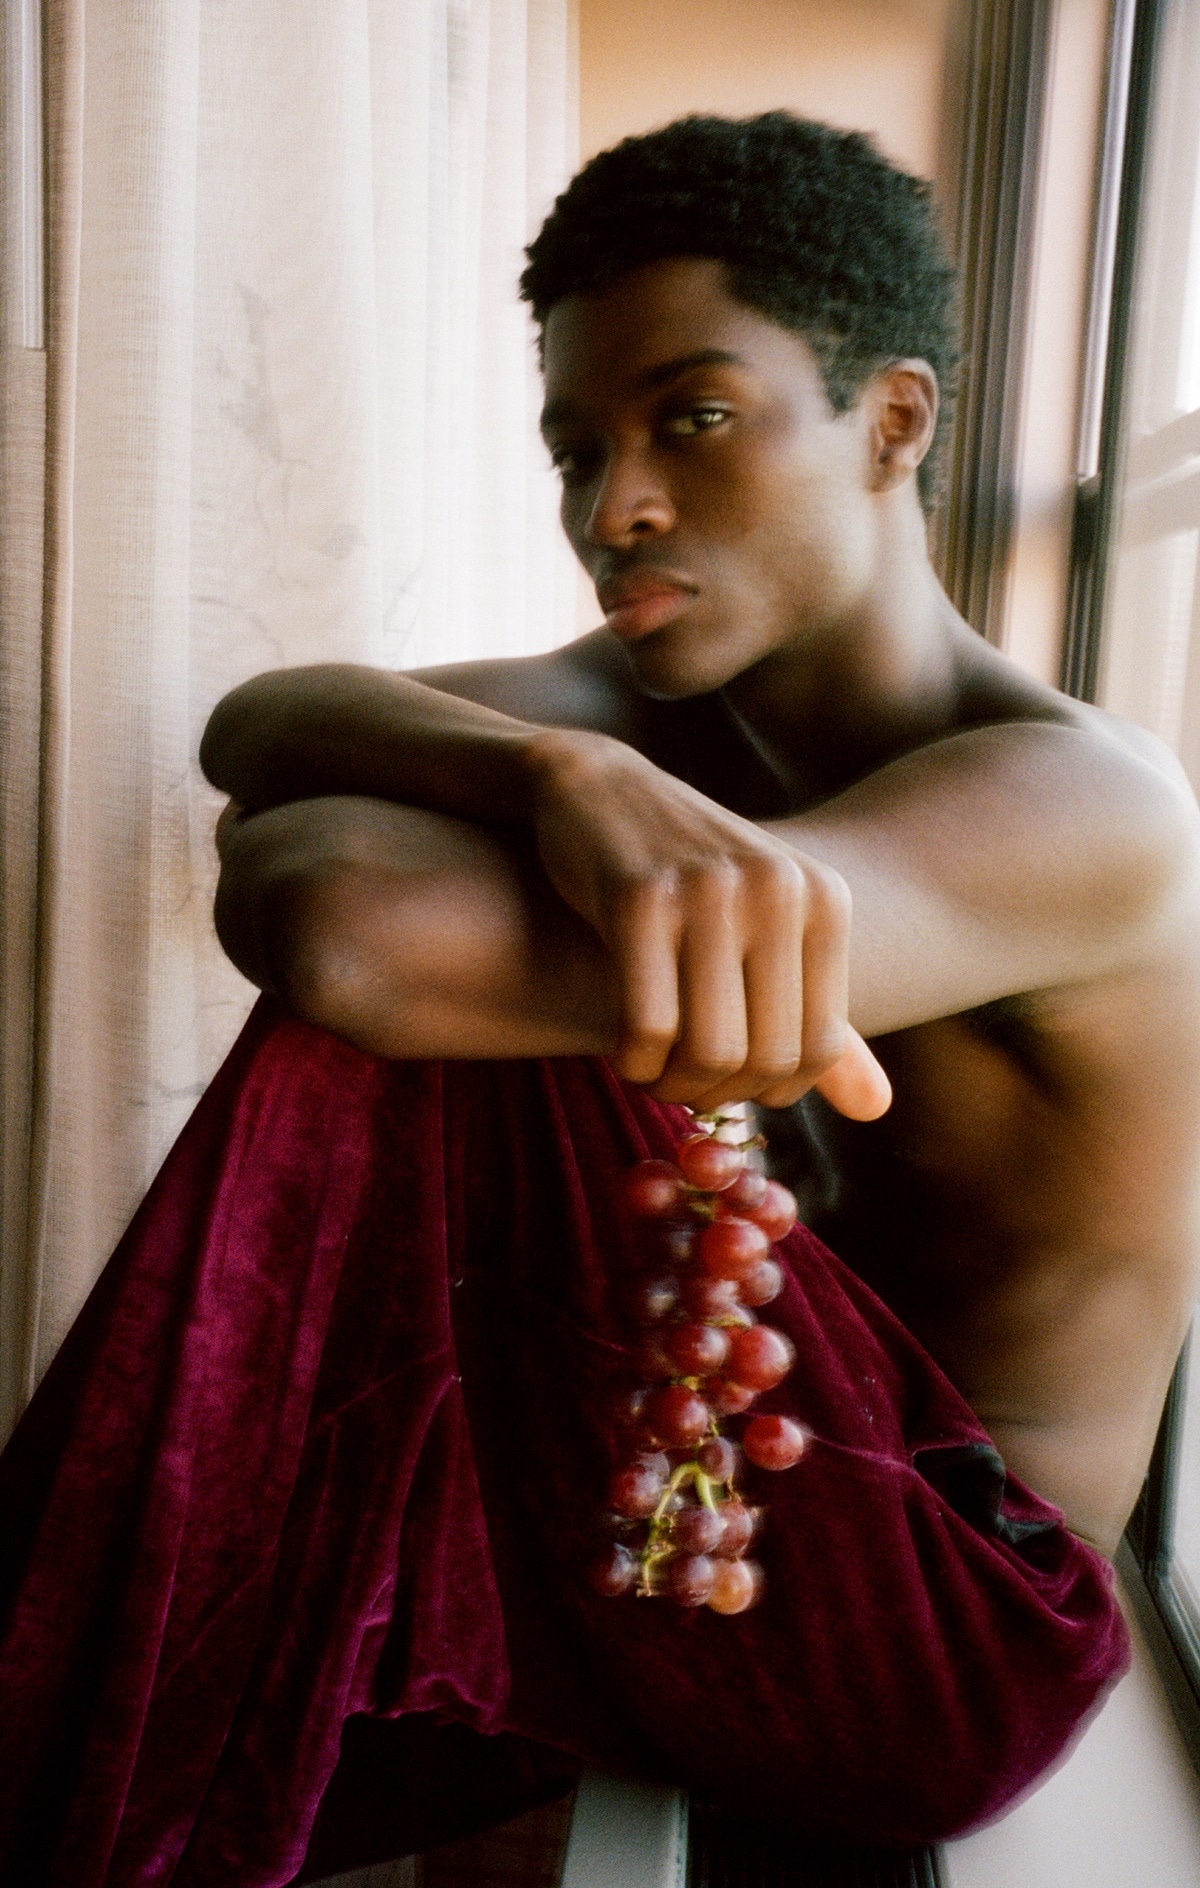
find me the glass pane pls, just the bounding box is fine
[1172,1342,1200,1634]
[1098,0,1200,1605]
[1098,1,1200,795]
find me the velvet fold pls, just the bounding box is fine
[0,1000,1129,1885]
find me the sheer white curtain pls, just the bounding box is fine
[0,0,576,1432]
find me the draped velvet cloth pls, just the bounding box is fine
[0,1000,1129,1886]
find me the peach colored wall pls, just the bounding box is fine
[579,0,953,177]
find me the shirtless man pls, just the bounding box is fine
[202,111,1200,1561]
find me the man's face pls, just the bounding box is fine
[539,257,880,698]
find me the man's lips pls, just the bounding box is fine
[599,577,696,640]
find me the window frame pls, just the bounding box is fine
[1120,1342,1200,1771]
[1066,0,1200,1765]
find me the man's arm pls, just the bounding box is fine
[204,659,890,1114]
[774,716,1200,1037]
[205,662,1200,1111]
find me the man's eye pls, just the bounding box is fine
[548,443,596,485]
[663,405,731,438]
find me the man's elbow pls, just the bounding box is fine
[1064,728,1200,966]
[213,820,410,1054]
[200,682,260,800]
[1123,764,1200,959]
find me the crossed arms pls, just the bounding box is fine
[201,659,1200,1117]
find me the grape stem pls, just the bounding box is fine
[637,1459,731,1595]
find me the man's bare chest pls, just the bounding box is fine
[763,1003,1083,1331]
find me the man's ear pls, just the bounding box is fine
[864,360,939,491]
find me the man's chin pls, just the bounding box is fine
[617,627,734,701]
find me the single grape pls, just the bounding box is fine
[679,1275,740,1320]
[589,1543,640,1596]
[706,1558,763,1614]
[634,1334,675,1381]
[671,1505,726,1554]
[725,1324,795,1391]
[743,1414,809,1470]
[602,1510,646,1541]
[607,1462,665,1518]
[665,1320,731,1377]
[696,1436,739,1482]
[665,1552,716,1606]
[606,1382,649,1431]
[718,1166,769,1214]
[747,1179,798,1241]
[636,1450,671,1479]
[641,1384,710,1448]
[624,1160,684,1219]
[626,1275,680,1325]
[704,1377,759,1416]
[698,1216,770,1281]
[738,1258,783,1307]
[658,1221,699,1268]
[677,1133,744,1192]
[712,1499,759,1558]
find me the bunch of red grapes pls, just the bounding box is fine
[590,1114,808,1616]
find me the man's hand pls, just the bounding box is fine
[204,662,1200,1129]
[516,727,890,1114]
[204,666,890,1118]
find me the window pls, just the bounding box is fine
[1075,0,1200,1759]
[1097,2,1200,774]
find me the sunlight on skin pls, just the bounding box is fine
[814,1028,892,1120]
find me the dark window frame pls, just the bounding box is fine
[1119,1338,1200,1772]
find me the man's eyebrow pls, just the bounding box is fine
[634,348,746,390]
[540,349,747,434]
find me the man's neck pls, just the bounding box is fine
[720,545,991,806]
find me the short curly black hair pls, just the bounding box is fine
[520,112,959,510]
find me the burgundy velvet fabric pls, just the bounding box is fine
[0,999,1129,1885]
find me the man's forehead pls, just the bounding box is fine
[539,257,823,419]
[540,347,747,433]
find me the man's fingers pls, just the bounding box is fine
[749,861,850,1108]
[648,874,749,1101]
[796,862,851,1076]
[609,880,680,1085]
[604,852,873,1114]
[813,1030,893,1119]
[742,861,806,1080]
[691,874,805,1110]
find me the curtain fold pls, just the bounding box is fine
[0,0,576,1430]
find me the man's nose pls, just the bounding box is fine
[582,448,675,546]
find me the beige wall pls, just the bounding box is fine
[580,0,953,177]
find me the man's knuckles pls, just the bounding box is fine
[797,856,851,932]
[613,1018,677,1081]
[798,1017,850,1076]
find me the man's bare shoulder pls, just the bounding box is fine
[1069,696,1198,797]
[958,635,1196,801]
[411,628,650,743]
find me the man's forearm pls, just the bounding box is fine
[206,670,1200,1108]
[772,719,1200,1039]
[200,663,562,824]
[214,795,623,1061]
